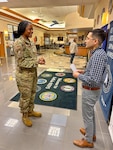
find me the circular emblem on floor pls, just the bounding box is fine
[61,85,75,92]
[41,73,52,78]
[37,78,47,84]
[36,85,41,92]
[39,91,57,101]
[63,78,76,83]
[55,72,66,77]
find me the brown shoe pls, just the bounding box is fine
[80,128,96,142]
[28,111,42,117]
[73,138,94,148]
[22,117,32,127]
[22,113,32,127]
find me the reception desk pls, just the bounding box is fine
[65,46,89,57]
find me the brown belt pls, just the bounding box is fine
[82,85,100,90]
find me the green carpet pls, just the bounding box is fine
[10,71,77,110]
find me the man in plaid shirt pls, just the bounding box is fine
[73,29,108,148]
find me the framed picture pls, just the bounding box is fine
[97,15,100,25]
[108,0,113,14]
[7,24,13,32]
[101,8,105,20]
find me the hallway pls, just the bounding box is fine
[0,49,112,150]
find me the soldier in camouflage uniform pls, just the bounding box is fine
[14,20,45,127]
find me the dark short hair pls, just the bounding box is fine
[18,20,31,37]
[91,29,106,44]
[73,38,76,42]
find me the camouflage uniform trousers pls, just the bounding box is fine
[16,67,37,113]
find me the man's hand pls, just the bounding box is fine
[77,70,84,74]
[73,71,80,78]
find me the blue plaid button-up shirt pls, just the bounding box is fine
[78,48,108,88]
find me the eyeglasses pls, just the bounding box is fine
[85,37,95,40]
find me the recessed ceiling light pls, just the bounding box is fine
[0,0,8,2]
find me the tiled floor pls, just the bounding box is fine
[0,49,112,150]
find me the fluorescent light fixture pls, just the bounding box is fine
[0,0,8,2]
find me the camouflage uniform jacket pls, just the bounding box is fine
[14,36,38,69]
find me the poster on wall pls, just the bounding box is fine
[108,0,113,14]
[100,21,113,122]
